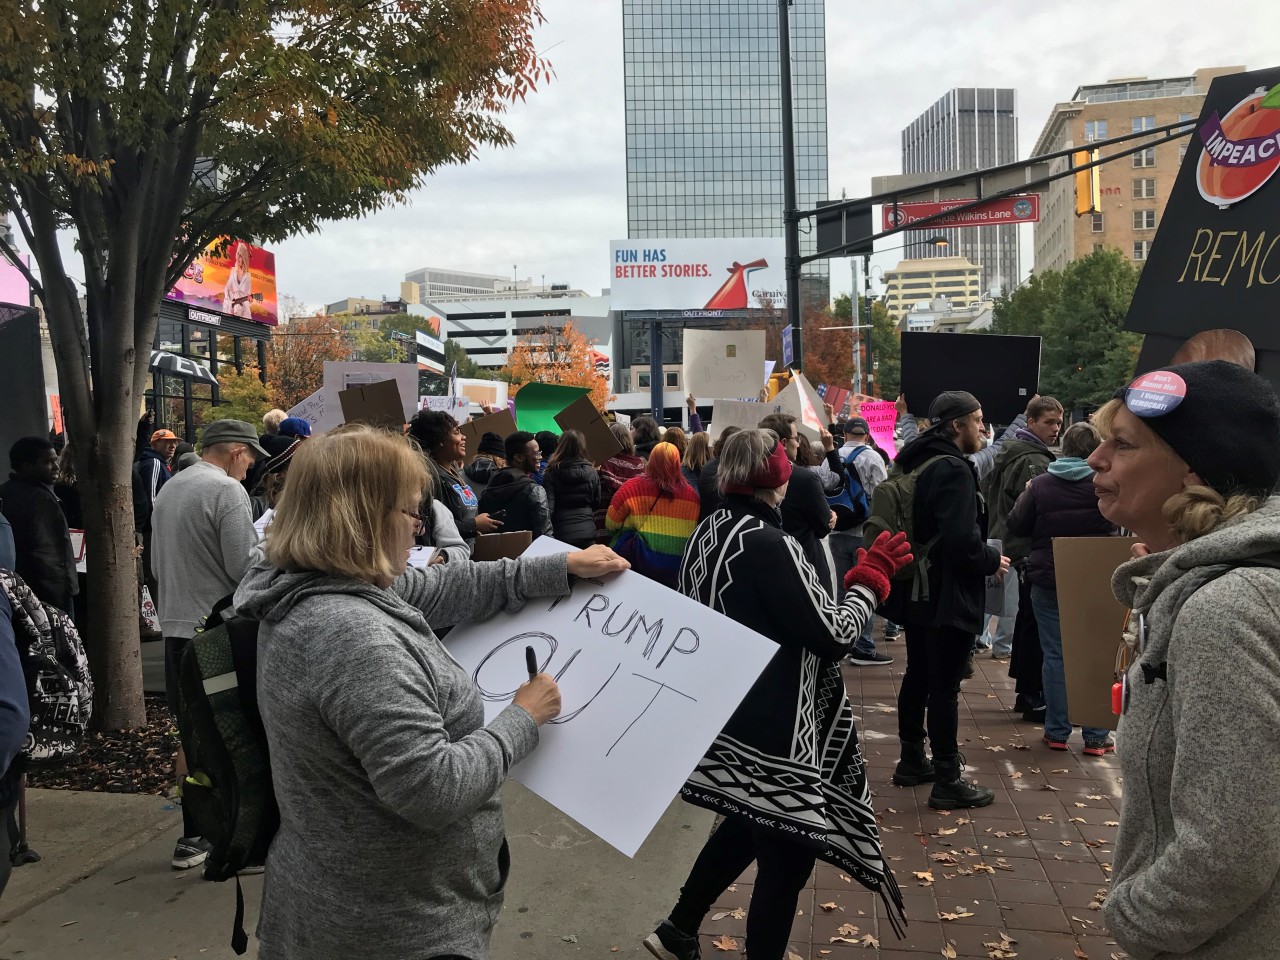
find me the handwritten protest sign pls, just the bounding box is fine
[286,386,342,435]
[442,538,778,857]
[682,329,766,399]
[422,395,471,424]
[859,400,898,459]
[710,398,783,436]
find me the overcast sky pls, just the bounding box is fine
[46,0,1276,311]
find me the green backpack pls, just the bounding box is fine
[862,455,951,603]
[175,598,277,956]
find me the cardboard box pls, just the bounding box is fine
[1052,536,1138,733]
[459,409,519,466]
[472,530,533,562]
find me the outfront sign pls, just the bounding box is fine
[880,195,1040,231]
[609,238,786,311]
[1125,67,1280,352]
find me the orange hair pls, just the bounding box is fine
[644,441,688,496]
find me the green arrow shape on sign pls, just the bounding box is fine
[1261,83,1280,110]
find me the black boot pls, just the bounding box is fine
[928,755,994,810]
[961,649,974,680]
[892,740,935,786]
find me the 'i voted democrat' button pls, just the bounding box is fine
[1125,371,1187,417]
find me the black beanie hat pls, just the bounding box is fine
[923,390,981,432]
[477,431,506,459]
[1116,360,1280,497]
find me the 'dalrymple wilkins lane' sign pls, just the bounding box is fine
[441,538,779,858]
[1125,67,1280,356]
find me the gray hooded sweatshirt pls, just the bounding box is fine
[233,552,571,960]
[1106,496,1280,960]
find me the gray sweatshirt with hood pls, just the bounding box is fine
[233,552,571,960]
[1106,496,1280,960]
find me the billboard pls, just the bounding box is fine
[1125,67,1280,362]
[609,238,786,311]
[0,255,32,306]
[880,195,1040,231]
[166,237,278,326]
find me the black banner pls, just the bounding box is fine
[900,331,1041,426]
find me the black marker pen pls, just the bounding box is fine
[525,645,538,682]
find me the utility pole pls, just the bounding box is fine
[777,0,801,372]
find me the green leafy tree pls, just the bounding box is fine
[214,365,272,431]
[866,301,901,399]
[987,249,1140,412]
[0,0,548,726]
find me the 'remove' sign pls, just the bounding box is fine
[442,538,778,857]
[1125,67,1280,357]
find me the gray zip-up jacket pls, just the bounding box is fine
[1106,497,1280,960]
[234,552,572,960]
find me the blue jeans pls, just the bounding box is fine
[990,573,1018,656]
[1029,584,1110,743]
[830,534,876,656]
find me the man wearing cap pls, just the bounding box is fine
[882,392,1010,810]
[152,419,266,871]
[831,418,893,665]
[132,429,180,614]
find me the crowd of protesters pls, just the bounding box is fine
[0,356,1277,960]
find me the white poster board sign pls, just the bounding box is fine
[709,398,783,436]
[323,362,418,423]
[442,538,778,857]
[682,329,766,400]
[286,386,343,435]
[774,372,826,441]
[421,395,471,423]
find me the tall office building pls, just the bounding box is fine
[901,88,1020,295]
[621,0,828,303]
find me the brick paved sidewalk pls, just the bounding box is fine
[698,642,1126,960]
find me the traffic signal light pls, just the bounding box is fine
[1074,149,1101,216]
[767,371,792,400]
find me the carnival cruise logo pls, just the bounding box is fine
[703,258,770,310]
[1196,83,1280,209]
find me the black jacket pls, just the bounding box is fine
[541,459,600,546]
[0,476,78,612]
[882,432,1001,633]
[698,458,722,521]
[131,448,171,532]
[476,468,552,539]
[427,459,480,540]
[780,463,833,591]
[1006,468,1116,590]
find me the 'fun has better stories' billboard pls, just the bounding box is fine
[609,238,786,311]
[166,237,278,326]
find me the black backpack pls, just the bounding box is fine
[175,597,277,955]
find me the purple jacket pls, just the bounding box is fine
[1006,462,1116,590]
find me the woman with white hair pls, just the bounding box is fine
[1091,360,1280,960]
[644,428,913,960]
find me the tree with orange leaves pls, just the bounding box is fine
[502,320,614,412]
[265,315,352,410]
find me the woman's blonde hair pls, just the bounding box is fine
[266,425,430,583]
[1092,398,1264,543]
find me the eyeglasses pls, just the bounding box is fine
[400,509,426,534]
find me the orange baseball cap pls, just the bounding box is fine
[151,429,180,442]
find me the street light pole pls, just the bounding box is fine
[777,0,802,371]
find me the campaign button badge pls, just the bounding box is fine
[1125,371,1187,417]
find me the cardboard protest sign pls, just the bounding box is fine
[442,537,778,856]
[1053,536,1137,732]
[515,383,590,434]
[900,331,1040,426]
[1123,67,1280,375]
[770,372,825,441]
[682,329,766,399]
[471,531,533,561]
[338,379,406,430]
[456,377,508,410]
[459,409,519,466]
[554,395,624,465]
[324,361,419,423]
[858,400,898,459]
[710,398,783,436]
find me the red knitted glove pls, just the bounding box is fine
[843,532,913,604]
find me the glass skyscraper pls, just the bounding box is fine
[621,0,828,299]
[901,88,1020,296]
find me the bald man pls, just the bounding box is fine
[1170,329,1256,369]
